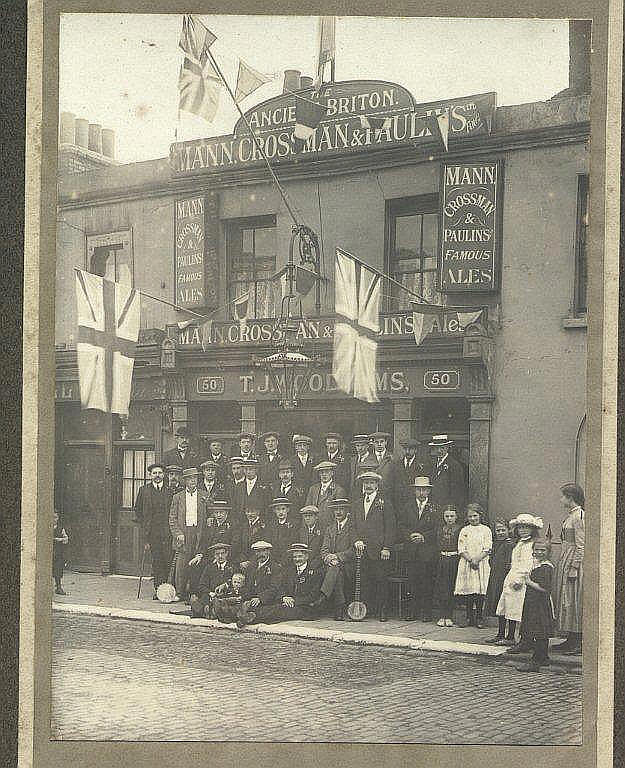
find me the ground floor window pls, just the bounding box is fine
[121,448,156,508]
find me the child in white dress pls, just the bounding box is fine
[454,503,492,628]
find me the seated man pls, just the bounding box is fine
[265,497,299,565]
[298,505,324,564]
[320,498,358,620]
[212,573,251,624]
[190,542,235,619]
[235,541,284,628]
[246,543,325,624]
[200,500,242,563]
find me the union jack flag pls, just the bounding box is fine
[332,248,381,403]
[178,15,221,123]
[75,270,140,414]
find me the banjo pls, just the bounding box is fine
[347,552,367,620]
[156,552,179,603]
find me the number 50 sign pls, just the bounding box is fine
[424,370,460,390]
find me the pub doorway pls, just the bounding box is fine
[416,396,470,481]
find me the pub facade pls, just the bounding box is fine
[55,75,589,574]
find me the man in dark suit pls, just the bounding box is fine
[235,541,284,627]
[162,426,202,470]
[273,459,305,522]
[258,431,283,488]
[349,434,372,497]
[291,435,317,495]
[428,435,467,514]
[134,462,174,598]
[226,456,246,520]
[238,505,268,570]
[369,431,398,498]
[203,438,229,481]
[250,543,325,624]
[237,432,257,461]
[232,458,271,521]
[323,432,350,491]
[305,461,347,530]
[165,464,183,493]
[168,467,211,601]
[351,470,397,621]
[392,438,431,510]
[199,500,242,563]
[398,476,439,622]
[189,542,235,618]
[320,498,358,620]
[265,497,299,566]
[198,460,229,510]
[297,505,324,564]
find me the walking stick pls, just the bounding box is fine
[137,547,147,599]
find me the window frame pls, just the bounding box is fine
[86,229,134,287]
[120,447,156,510]
[573,174,589,316]
[384,194,440,312]
[225,215,277,320]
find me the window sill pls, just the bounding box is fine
[562,315,588,329]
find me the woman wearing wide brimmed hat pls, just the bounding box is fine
[551,483,585,655]
[497,513,543,652]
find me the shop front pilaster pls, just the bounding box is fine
[468,397,493,509]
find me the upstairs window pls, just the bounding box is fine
[87,230,133,286]
[574,174,589,315]
[227,216,277,319]
[386,196,440,310]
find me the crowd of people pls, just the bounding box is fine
[54,426,585,673]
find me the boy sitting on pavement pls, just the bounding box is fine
[212,573,251,624]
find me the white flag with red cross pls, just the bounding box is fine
[75,269,140,414]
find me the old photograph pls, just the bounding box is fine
[46,11,598,746]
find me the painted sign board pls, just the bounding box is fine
[439,160,503,293]
[169,82,496,175]
[174,192,219,310]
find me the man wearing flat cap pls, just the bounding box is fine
[351,470,397,621]
[320,498,359,620]
[199,500,242,563]
[190,542,235,619]
[163,426,202,470]
[236,542,284,627]
[199,460,228,507]
[258,431,284,488]
[203,438,229,480]
[349,434,372,496]
[238,504,268,570]
[168,467,211,601]
[134,462,174,598]
[273,458,306,521]
[323,433,349,490]
[398,476,439,621]
[305,460,346,530]
[165,464,183,494]
[291,435,318,495]
[265,498,299,566]
[428,434,467,512]
[242,543,325,624]
[369,431,399,499]
[298,505,324,564]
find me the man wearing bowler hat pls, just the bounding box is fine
[134,462,174,598]
[351,470,397,621]
[258,431,283,487]
[305,460,346,530]
[168,467,211,601]
[163,426,202,470]
[398,476,439,621]
[428,434,467,512]
[190,542,235,619]
[291,434,318,495]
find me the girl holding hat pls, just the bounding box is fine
[434,505,462,627]
[497,513,543,651]
[454,503,492,628]
[551,483,585,655]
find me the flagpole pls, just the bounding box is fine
[336,247,436,306]
[204,46,301,229]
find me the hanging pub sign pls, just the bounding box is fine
[169,81,495,175]
[438,160,503,293]
[174,192,219,310]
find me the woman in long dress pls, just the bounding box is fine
[498,513,543,652]
[551,483,584,655]
[454,503,492,628]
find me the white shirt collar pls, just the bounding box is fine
[296,562,308,574]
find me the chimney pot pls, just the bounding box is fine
[101,128,115,159]
[283,69,301,94]
[88,123,103,154]
[74,118,89,148]
[59,112,76,144]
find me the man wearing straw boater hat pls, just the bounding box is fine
[168,466,211,602]
[397,476,439,622]
[428,434,467,512]
[189,542,235,619]
[134,462,174,599]
[351,469,397,621]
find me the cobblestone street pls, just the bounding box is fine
[51,613,582,744]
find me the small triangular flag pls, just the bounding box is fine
[235,59,273,103]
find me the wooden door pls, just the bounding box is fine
[111,446,156,575]
[62,445,106,572]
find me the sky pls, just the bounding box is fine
[59,15,569,165]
